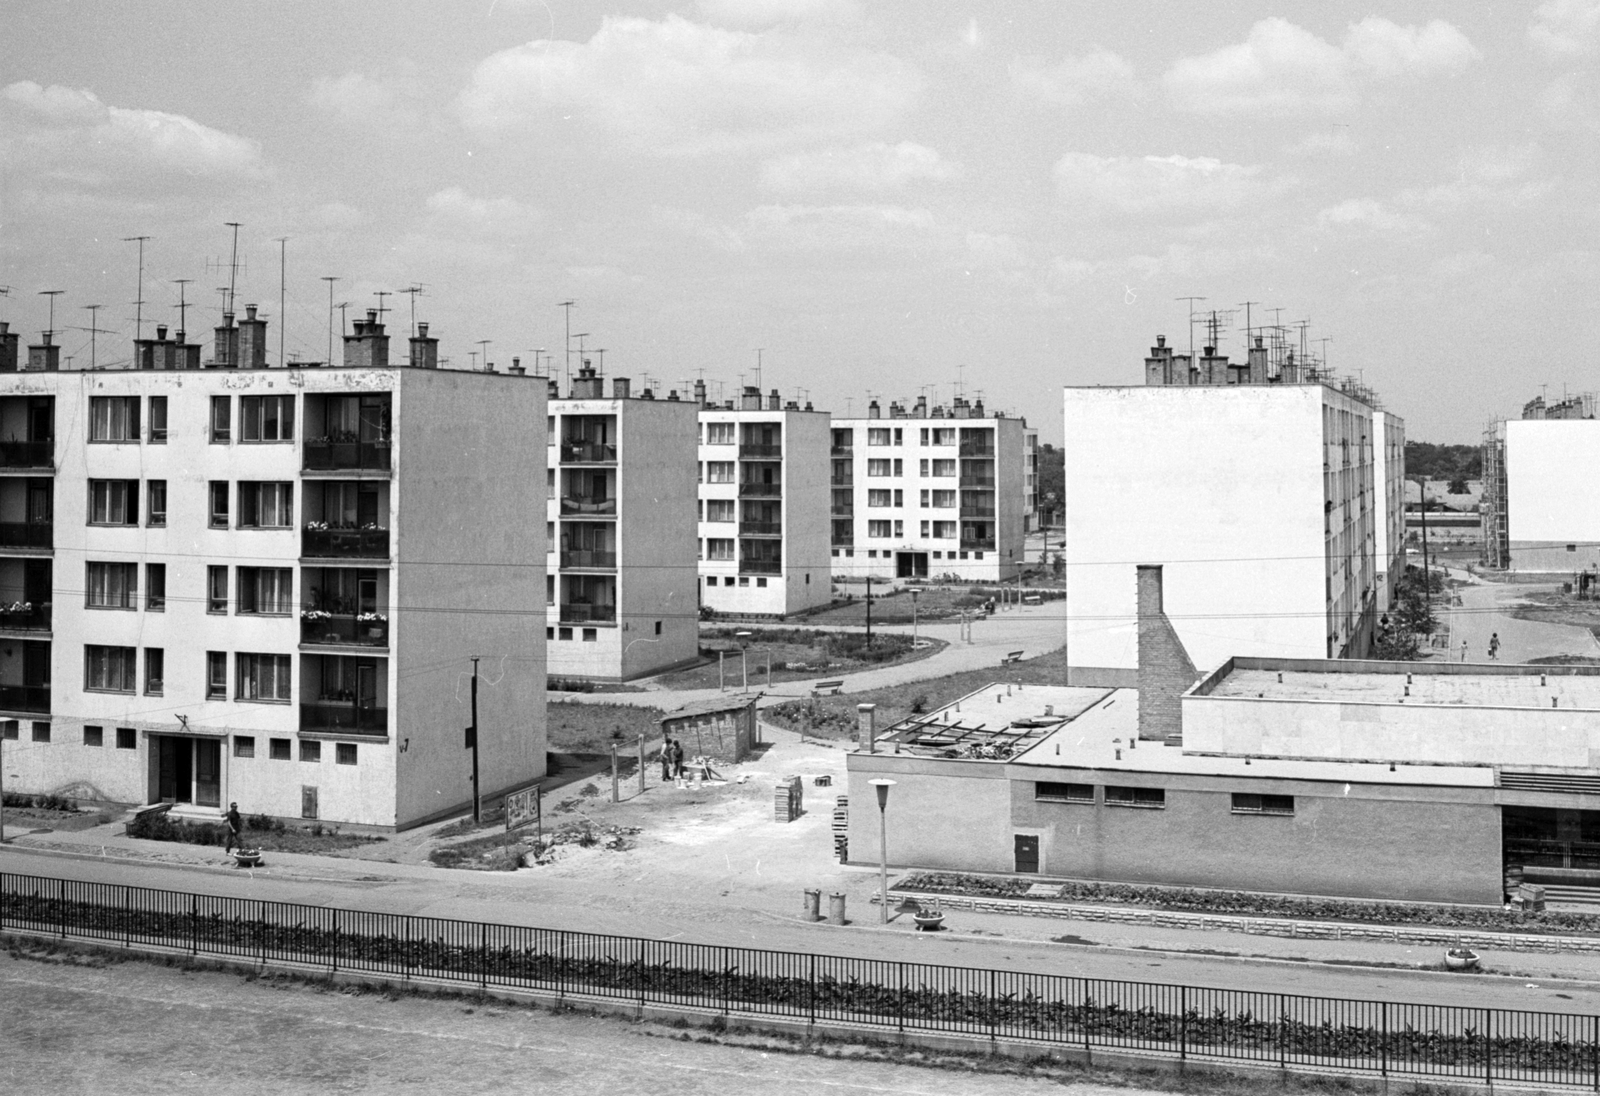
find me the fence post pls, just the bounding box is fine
[1180,985,1188,1062]
[637,936,646,1008]
[403,916,411,981]
[189,894,199,955]
[1592,1012,1598,1092]
[897,962,906,1034]
[123,884,132,949]
[989,969,998,1045]
[558,931,566,1000]
[808,953,816,1029]
[1381,1001,1388,1077]
[721,946,730,1016]
[330,908,339,973]
[480,922,488,989]
[1485,1008,1493,1087]
[57,876,66,938]
[1278,993,1285,1070]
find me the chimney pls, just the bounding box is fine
[740,385,762,411]
[570,362,604,399]
[134,324,181,371]
[1135,564,1199,743]
[408,321,438,369]
[666,390,680,401]
[547,379,560,400]
[509,356,525,376]
[0,322,17,373]
[26,332,60,373]
[952,398,969,419]
[914,394,927,418]
[174,330,200,370]
[213,312,240,369]
[613,377,631,399]
[1198,345,1229,386]
[867,399,880,419]
[768,388,780,410]
[342,309,389,369]
[1144,335,1174,386]
[784,400,798,410]
[642,388,655,400]
[237,303,268,368]
[1248,336,1269,384]
[804,401,814,411]
[856,703,877,753]
[693,378,707,406]
[973,399,984,417]
[724,399,734,409]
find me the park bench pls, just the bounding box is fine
[124,801,172,835]
[1001,650,1025,666]
[812,679,845,697]
[1022,594,1042,605]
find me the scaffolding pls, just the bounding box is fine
[1480,419,1509,570]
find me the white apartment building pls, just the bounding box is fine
[696,385,831,618]
[1496,414,1600,573]
[1373,410,1407,605]
[0,311,547,829]
[1024,427,1040,534]
[545,366,699,681]
[1063,334,1399,678]
[828,396,1027,581]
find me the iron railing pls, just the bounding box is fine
[0,439,52,468]
[560,550,617,571]
[560,496,616,517]
[739,483,781,498]
[302,528,390,560]
[0,684,50,713]
[0,603,50,631]
[740,444,783,459]
[559,603,616,623]
[300,616,388,648]
[303,439,391,472]
[560,441,617,464]
[739,559,781,575]
[3,870,1599,1091]
[300,701,387,735]
[0,522,52,549]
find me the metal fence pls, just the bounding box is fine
[3,870,1598,1089]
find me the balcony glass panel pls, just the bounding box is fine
[0,523,51,549]
[559,603,616,623]
[301,527,390,559]
[0,602,49,631]
[739,559,782,575]
[739,482,782,498]
[0,685,50,713]
[300,615,388,647]
[561,440,617,463]
[303,439,391,472]
[300,701,388,735]
[0,440,52,469]
[560,549,617,570]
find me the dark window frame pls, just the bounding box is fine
[1231,792,1295,816]
[1035,781,1094,804]
[1104,785,1165,809]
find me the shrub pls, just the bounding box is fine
[247,813,285,833]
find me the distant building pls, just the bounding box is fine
[827,396,1027,581]
[1373,411,1407,605]
[1484,395,1600,573]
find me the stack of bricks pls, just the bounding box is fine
[773,775,803,822]
[831,795,849,860]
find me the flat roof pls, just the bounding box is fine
[1205,666,1600,711]
[874,684,1105,761]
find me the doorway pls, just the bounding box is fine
[154,736,222,807]
[896,552,928,578]
[1014,834,1040,874]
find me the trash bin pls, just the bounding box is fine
[802,888,822,922]
[827,892,847,925]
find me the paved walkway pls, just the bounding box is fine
[1442,579,1600,664]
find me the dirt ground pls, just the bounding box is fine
[1511,590,1600,639]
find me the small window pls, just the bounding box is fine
[582,628,597,642]
[336,742,357,766]
[89,396,140,442]
[83,724,103,747]
[654,621,662,635]
[1035,782,1093,803]
[269,737,292,760]
[209,481,229,527]
[1232,793,1294,816]
[0,720,16,740]
[234,735,256,758]
[545,626,554,639]
[236,653,291,702]
[85,645,137,693]
[757,578,768,587]
[301,740,322,763]
[148,396,167,443]
[738,576,749,586]
[31,720,50,742]
[210,395,231,443]
[147,480,167,526]
[207,566,229,613]
[144,648,164,696]
[240,395,295,442]
[558,627,572,640]
[146,563,166,611]
[116,727,136,750]
[1105,786,1165,809]
[206,651,227,699]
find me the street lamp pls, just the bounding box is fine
[869,778,897,923]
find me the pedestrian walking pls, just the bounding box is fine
[1460,639,1469,662]
[672,738,685,779]
[657,737,674,782]
[223,802,242,853]
[1488,632,1501,660]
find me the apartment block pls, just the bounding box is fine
[696,385,830,617]
[1063,334,1397,677]
[828,396,1027,581]
[1373,411,1407,606]
[545,366,699,681]
[1494,410,1600,573]
[0,310,546,829]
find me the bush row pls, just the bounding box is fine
[1,791,77,812]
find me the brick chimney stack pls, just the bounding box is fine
[1135,564,1199,743]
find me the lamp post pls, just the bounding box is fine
[869,778,896,923]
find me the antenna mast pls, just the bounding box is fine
[320,276,338,365]
[38,289,64,341]
[123,235,151,341]
[76,304,109,369]
[1175,296,1206,359]
[275,237,288,367]
[171,279,192,339]
[753,348,763,391]
[223,222,242,315]
[558,300,577,386]
[402,284,425,337]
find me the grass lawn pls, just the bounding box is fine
[547,700,665,753]
[807,584,1064,626]
[651,628,939,689]
[763,644,1071,739]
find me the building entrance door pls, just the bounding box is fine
[896,552,928,578]
[157,736,192,803]
[194,739,221,808]
[1013,834,1040,874]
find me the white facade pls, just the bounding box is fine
[696,390,831,617]
[0,341,547,829]
[1063,381,1385,675]
[546,373,700,680]
[827,401,1026,581]
[1372,411,1407,606]
[1503,419,1600,572]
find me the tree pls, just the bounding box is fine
[1036,444,1064,526]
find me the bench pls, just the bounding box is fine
[1001,650,1024,666]
[812,679,846,697]
[125,801,172,835]
[1022,594,1042,605]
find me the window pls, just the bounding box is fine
[85,645,136,693]
[234,736,255,758]
[893,428,903,445]
[931,427,956,446]
[32,721,50,742]
[547,416,555,444]
[893,520,903,537]
[932,521,957,539]
[893,489,903,507]
[88,479,138,525]
[237,653,291,702]
[582,628,597,642]
[148,396,167,443]
[238,567,293,615]
[558,627,572,640]
[147,480,167,526]
[86,562,138,609]
[866,459,892,477]
[893,459,903,476]
[706,499,735,522]
[240,395,294,441]
[654,621,662,635]
[210,396,231,442]
[116,727,136,749]
[269,738,291,760]
[1036,782,1093,803]
[207,566,229,613]
[1232,793,1294,816]
[546,469,555,500]
[920,521,929,537]
[0,721,15,740]
[209,481,229,527]
[756,578,767,587]
[83,724,103,747]
[238,482,293,528]
[867,489,892,508]
[336,742,357,765]
[707,538,735,561]
[706,422,735,445]
[89,396,140,441]
[301,740,321,762]
[144,648,163,696]
[867,427,892,446]
[1105,786,1165,809]
[546,575,555,605]
[919,459,928,477]
[867,520,892,538]
[546,522,554,553]
[931,459,956,477]
[706,461,735,483]
[206,651,227,699]
[931,489,956,508]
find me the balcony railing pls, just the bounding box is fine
[830,445,853,457]
[0,440,52,469]
[300,615,388,648]
[739,559,782,575]
[960,505,997,519]
[559,603,616,624]
[0,684,50,713]
[561,441,617,463]
[740,444,783,459]
[560,496,616,516]
[300,701,388,736]
[560,550,616,570]
[832,535,854,547]
[959,442,995,457]
[961,538,997,551]
[0,604,50,632]
[958,476,996,489]
[830,506,854,517]
[830,476,852,487]
[303,439,392,472]
[739,483,782,498]
[301,527,390,560]
[0,523,51,550]
[740,522,782,536]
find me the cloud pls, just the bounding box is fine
[1397,145,1553,208]
[457,14,920,155]
[423,186,542,235]
[1285,129,1357,157]
[1010,48,1138,107]
[1538,72,1600,131]
[1,81,262,184]
[652,206,747,252]
[694,0,856,27]
[1164,17,1479,115]
[744,203,935,249]
[1052,152,1281,215]
[760,141,957,192]
[1530,0,1600,56]
[1314,198,1423,234]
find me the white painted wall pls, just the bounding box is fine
[1505,420,1600,571]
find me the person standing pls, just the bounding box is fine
[1489,633,1501,660]
[1460,639,1469,662]
[672,738,685,780]
[223,802,242,854]
[657,737,674,782]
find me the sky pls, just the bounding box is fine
[2,0,1597,444]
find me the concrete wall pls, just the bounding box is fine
[847,754,1016,872]
[1506,421,1600,561]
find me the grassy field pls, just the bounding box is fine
[807,584,1064,626]
[763,644,1071,739]
[651,628,938,689]
[547,700,666,752]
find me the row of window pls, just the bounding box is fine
[88,395,295,444]
[705,575,772,588]
[832,427,989,447]
[83,645,290,702]
[82,563,294,616]
[86,479,295,529]
[4,721,358,765]
[832,548,986,560]
[1034,783,1295,815]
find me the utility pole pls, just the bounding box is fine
[1417,477,1432,615]
[865,576,872,647]
[320,276,338,365]
[467,657,481,822]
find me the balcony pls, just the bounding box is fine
[300,615,388,648]
[739,482,782,498]
[959,442,995,457]
[961,538,997,551]
[560,549,617,571]
[830,505,853,518]
[830,476,852,487]
[830,445,853,457]
[740,522,782,537]
[561,441,617,464]
[958,475,996,489]
[560,495,616,517]
[300,701,388,736]
[832,535,854,547]
[0,523,51,550]
[0,603,49,632]
[301,526,390,560]
[739,559,782,575]
[0,685,49,713]
[560,603,616,624]
[740,444,783,459]
[960,504,997,519]
[303,439,391,473]
[0,440,52,470]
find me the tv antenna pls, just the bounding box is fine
[72,304,113,369]
[558,299,577,381]
[1175,296,1207,358]
[223,222,242,315]
[336,301,353,338]
[320,276,338,364]
[372,290,392,326]
[38,289,64,340]
[476,339,491,370]
[594,348,605,374]
[123,235,151,340]
[573,334,590,377]
[1317,336,1333,369]
[753,348,763,391]
[172,279,193,338]
[527,349,547,377]
[1237,300,1260,351]
[275,237,288,367]
[401,284,426,337]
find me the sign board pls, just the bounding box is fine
[505,785,541,834]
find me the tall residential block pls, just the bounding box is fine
[827,396,1027,581]
[0,314,547,829]
[545,365,699,681]
[1491,399,1600,573]
[696,385,831,617]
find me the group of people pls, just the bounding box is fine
[1458,633,1502,661]
[656,736,719,785]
